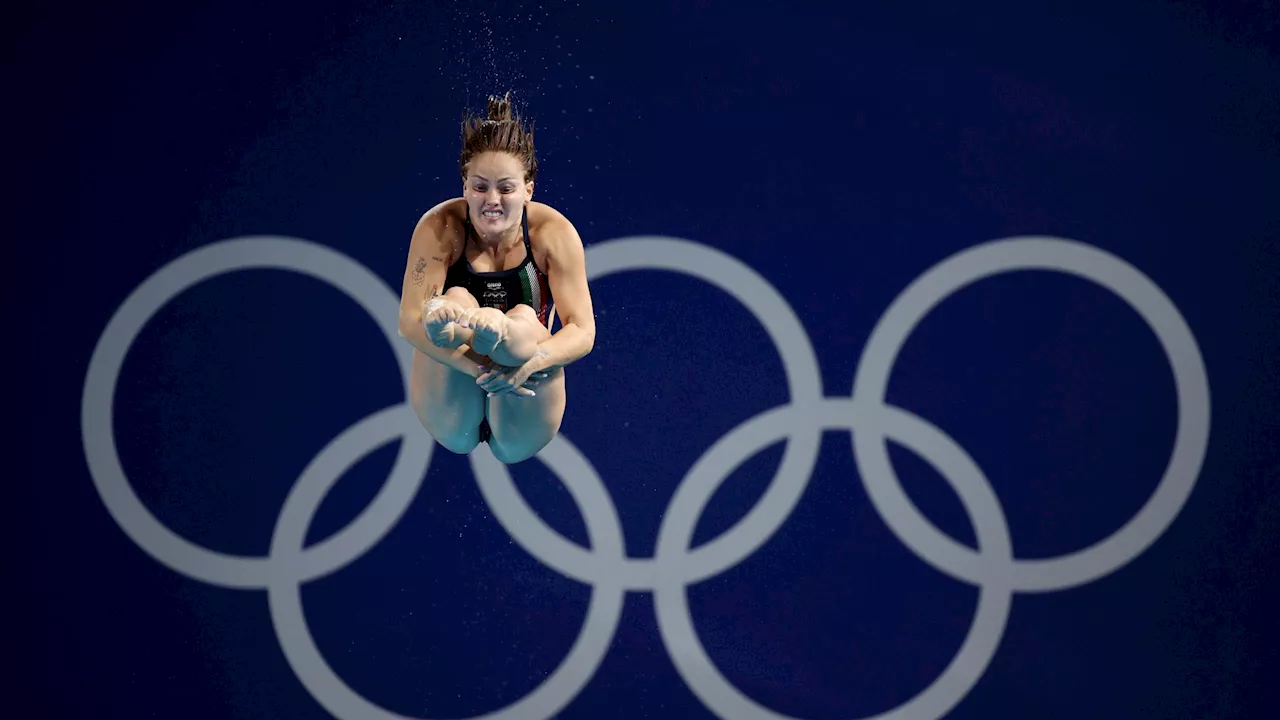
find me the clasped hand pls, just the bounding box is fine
[477,359,549,398]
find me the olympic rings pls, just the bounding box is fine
[81,234,1210,719]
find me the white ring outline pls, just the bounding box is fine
[851,237,1211,591]
[267,410,626,720]
[653,399,1014,720]
[80,237,431,588]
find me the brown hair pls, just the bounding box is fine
[459,93,538,183]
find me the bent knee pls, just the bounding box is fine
[505,303,538,321]
[444,286,478,306]
[505,304,552,344]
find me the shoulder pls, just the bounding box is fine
[415,197,468,235]
[412,198,468,259]
[527,202,583,254]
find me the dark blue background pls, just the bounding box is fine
[10,0,1279,717]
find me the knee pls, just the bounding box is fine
[506,304,538,322]
[504,305,551,346]
[444,286,477,306]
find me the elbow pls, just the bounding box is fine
[397,313,418,340]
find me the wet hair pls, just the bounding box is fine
[459,92,537,183]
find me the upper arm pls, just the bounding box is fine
[544,217,596,335]
[398,207,456,328]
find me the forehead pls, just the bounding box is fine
[467,152,524,180]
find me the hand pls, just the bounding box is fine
[476,361,550,398]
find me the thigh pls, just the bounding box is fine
[485,368,567,464]
[408,348,487,454]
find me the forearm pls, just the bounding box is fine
[398,315,487,377]
[531,323,595,372]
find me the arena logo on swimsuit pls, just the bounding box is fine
[80,232,1211,720]
[482,280,508,310]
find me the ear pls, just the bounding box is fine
[526,181,534,202]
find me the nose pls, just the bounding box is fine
[484,188,501,205]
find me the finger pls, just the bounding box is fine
[490,384,531,398]
[490,376,519,393]
[482,376,510,392]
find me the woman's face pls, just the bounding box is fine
[464,151,533,239]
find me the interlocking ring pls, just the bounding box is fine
[82,234,1210,719]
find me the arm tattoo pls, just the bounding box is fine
[411,256,427,286]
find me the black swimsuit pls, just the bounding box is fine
[443,207,555,329]
[442,206,555,444]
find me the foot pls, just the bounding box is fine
[464,307,510,357]
[423,297,472,349]
[469,309,545,367]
